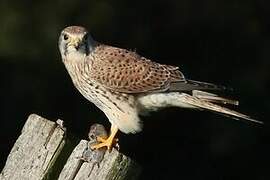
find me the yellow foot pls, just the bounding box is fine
[96,136,118,143]
[96,136,107,143]
[91,124,119,151]
[91,136,115,150]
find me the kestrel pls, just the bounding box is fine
[58,26,262,150]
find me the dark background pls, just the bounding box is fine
[1,0,269,179]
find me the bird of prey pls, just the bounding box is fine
[58,26,262,150]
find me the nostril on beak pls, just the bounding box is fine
[69,38,81,50]
[75,41,83,51]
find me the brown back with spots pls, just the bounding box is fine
[88,44,186,93]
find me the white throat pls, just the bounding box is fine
[64,49,86,63]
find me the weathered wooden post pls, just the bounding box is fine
[0,114,141,180]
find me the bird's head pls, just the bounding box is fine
[58,26,96,60]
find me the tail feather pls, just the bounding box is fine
[192,90,239,106]
[138,92,263,124]
[169,79,231,92]
[178,93,263,124]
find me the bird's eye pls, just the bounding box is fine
[82,33,88,42]
[63,34,69,40]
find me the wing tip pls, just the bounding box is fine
[233,115,264,125]
[186,79,233,92]
[244,117,264,125]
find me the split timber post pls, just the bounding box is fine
[0,114,141,180]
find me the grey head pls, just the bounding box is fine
[58,26,96,60]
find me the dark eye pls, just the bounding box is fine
[83,33,89,41]
[63,34,69,40]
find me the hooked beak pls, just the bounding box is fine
[68,37,82,50]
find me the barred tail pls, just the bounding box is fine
[177,93,263,124]
[138,92,263,124]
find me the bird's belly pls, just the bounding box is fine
[75,82,108,110]
[74,81,142,133]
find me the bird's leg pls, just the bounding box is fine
[90,124,118,151]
